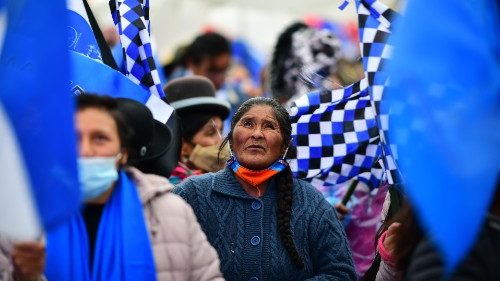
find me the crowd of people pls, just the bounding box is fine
[1,0,499,280]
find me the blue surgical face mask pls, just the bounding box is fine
[78,155,120,201]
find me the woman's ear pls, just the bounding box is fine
[281,138,292,157]
[119,150,129,166]
[181,140,194,162]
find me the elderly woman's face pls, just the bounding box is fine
[232,105,284,170]
[76,108,122,158]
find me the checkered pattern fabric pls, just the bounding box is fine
[110,0,164,98]
[290,78,384,189]
[358,0,400,184]
[289,0,399,189]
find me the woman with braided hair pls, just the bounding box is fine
[175,97,356,280]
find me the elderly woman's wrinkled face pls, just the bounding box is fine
[77,108,122,158]
[231,105,284,170]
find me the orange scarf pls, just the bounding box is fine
[228,156,287,192]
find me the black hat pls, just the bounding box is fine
[164,76,231,120]
[116,98,176,177]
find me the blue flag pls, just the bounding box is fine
[67,0,102,61]
[387,0,500,270]
[0,0,5,52]
[0,0,80,238]
[66,0,173,123]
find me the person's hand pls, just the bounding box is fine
[334,203,350,220]
[383,222,401,255]
[11,241,45,281]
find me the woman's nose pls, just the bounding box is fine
[79,138,93,157]
[251,126,264,138]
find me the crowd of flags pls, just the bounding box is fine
[0,0,174,238]
[0,0,498,272]
[68,0,173,123]
[289,0,500,270]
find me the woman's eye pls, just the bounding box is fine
[93,134,109,144]
[264,122,276,130]
[242,120,253,127]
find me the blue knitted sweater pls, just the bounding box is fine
[174,168,356,281]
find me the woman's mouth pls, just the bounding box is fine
[246,145,265,150]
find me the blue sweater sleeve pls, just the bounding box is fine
[305,198,356,280]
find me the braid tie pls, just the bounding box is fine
[276,166,304,269]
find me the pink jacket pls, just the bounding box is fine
[129,167,223,281]
[0,168,223,281]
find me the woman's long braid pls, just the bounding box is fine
[277,165,304,269]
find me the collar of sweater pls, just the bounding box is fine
[212,167,279,200]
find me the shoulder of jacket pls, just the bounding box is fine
[125,167,175,203]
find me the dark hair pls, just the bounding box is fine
[186,32,231,66]
[270,22,308,103]
[180,114,213,143]
[220,97,304,268]
[76,93,132,151]
[163,32,231,77]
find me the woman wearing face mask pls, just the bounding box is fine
[175,97,356,280]
[43,94,222,281]
[164,76,231,184]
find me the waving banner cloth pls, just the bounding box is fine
[289,0,397,191]
[289,2,397,275]
[386,0,500,271]
[0,0,6,54]
[67,0,172,123]
[0,0,80,238]
[109,0,165,100]
[68,0,180,177]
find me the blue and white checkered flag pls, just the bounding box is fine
[357,0,400,185]
[289,0,398,190]
[290,78,384,189]
[110,0,164,99]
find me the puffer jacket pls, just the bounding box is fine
[128,167,223,281]
[0,168,223,281]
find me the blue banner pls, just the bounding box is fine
[69,50,150,104]
[0,0,80,232]
[387,0,500,270]
[66,0,102,61]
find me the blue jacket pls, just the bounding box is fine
[175,167,356,281]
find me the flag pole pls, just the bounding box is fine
[341,179,359,206]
